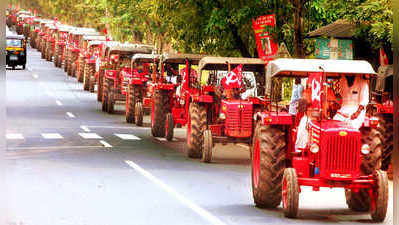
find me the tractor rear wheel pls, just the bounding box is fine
[135,102,144,126]
[64,51,69,72]
[165,113,174,141]
[370,170,388,222]
[88,65,95,92]
[377,114,393,172]
[282,168,299,218]
[102,77,109,112]
[83,63,90,90]
[97,70,104,102]
[125,85,135,123]
[346,128,382,212]
[186,103,207,158]
[201,129,213,163]
[106,80,115,114]
[251,125,286,208]
[77,57,85,82]
[54,46,59,67]
[151,90,168,137]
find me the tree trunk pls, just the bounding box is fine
[291,0,306,58]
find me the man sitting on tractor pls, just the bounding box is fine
[295,74,369,150]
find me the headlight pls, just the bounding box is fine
[310,143,319,154]
[361,144,370,155]
[219,113,226,120]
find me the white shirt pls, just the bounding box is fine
[289,84,304,115]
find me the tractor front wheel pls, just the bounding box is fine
[97,70,104,102]
[102,77,109,112]
[282,168,299,218]
[106,84,115,113]
[251,125,286,208]
[88,65,95,92]
[135,102,144,126]
[165,113,174,141]
[201,129,213,163]
[371,170,388,222]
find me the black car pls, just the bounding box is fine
[6,34,26,70]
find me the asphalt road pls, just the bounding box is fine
[5,39,394,225]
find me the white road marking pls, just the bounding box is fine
[125,160,226,225]
[80,125,91,132]
[154,137,178,142]
[41,133,63,139]
[84,125,150,130]
[32,73,38,79]
[100,140,112,148]
[237,143,250,150]
[115,134,141,140]
[78,133,102,139]
[55,100,63,106]
[7,145,104,151]
[66,112,75,118]
[6,133,24,140]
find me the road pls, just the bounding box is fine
[5,41,394,225]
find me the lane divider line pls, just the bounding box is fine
[100,140,112,148]
[41,133,64,139]
[6,133,24,140]
[32,73,38,79]
[124,160,226,225]
[78,133,102,139]
[56,100,63,106]
[66,112,75,118]
[114,134,141,140]
[80,126,91,132]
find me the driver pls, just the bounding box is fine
[332,75,369,128]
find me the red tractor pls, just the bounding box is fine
[192,57,267,161]
[35,19,52,52]
[372,64,393,179]
[95,41,120,102]
[53,26,74,68]
[44,24,59,62]
[126,53,160,125]
[64,28,99,77]
[102,44,154,113]
[77,35,106,83]
[150,54,208,142]
[29,18,42,49]
[251,59,388,221]
[82,39,108,92]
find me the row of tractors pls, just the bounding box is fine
[10,8,393,222]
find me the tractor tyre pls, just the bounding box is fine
[77,57,85,82]
[282,168,299,218]
[251,125,286,208]
[88,65,95,92]
[165,113,174,141]
[345,128,382,212]
[377,114,393,172]
[186,103,207,158]
[125,85,135,123]
[135,102,144,127]
[53,46,59,67]
[106,80,115,114]
[151,90,168,137]
[64,51,69,72]
[97,70,104,102]
[371,170,388,222]
[83,64,90,90]
[201,129,213,163]
[102,77,110,112]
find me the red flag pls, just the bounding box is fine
[379,48,389,66]
[180,65,198,91]
[221,65,243,89]
[308,72,323,109]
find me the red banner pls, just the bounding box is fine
[252,14,278,61]
[308,72,323,109]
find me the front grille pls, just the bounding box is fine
[225,102,253,138]
[320,132,361,179]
